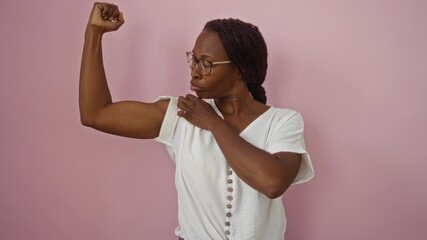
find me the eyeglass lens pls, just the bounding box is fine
[186,52,212,75]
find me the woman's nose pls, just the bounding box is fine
[190,64,202,79]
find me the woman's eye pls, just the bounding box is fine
[201,59,212,68]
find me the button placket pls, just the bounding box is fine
[225,167,234,238]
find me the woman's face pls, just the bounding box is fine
[189,30,240,99]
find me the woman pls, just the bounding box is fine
[80,2,314,240]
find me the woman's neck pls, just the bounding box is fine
[214,91,264,116]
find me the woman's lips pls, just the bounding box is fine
[190,82,203,91]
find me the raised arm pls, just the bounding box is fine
[79,2,168,139]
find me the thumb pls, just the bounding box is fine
[104,12,125,31]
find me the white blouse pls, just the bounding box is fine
[155,96,314,240]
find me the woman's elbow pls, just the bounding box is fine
[264,186,287,199]
[263,179,292,199]
[79,107,100,127]
[80,114,96,127]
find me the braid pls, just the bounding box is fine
[247,84,267,104]
[204,19,268,104]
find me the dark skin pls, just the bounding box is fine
[80,2,302,199]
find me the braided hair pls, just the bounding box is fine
[204,18,268,104]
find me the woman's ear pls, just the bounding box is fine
[234,67,243,79]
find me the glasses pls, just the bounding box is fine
[186,51,231,76]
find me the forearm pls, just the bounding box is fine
[210,121,293,198]
[79,26,113,125]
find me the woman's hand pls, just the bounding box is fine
[87,2,124,33]
[177,94,223,130]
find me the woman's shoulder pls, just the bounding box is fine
[269,105,300,117]
[265,105,304,128]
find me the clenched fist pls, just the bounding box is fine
[87,2,124,33]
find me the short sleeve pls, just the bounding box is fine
[153,96,179,146]
[266,112,314,185]
[153,96,183,162]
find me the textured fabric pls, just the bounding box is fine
[155,96,314,240]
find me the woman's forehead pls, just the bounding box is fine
[192,30,228,59]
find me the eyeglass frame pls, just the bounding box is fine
[186,51,232,76]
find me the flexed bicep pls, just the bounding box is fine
[84,99,169,139]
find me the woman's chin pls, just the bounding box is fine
[194,91,223,100]
[194,91,207,98]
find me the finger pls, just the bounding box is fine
[177,97,192,112]
[92,2,104,18]
[108,13,125,29]
[106,4,117,18]
[179,96,198,112]
[185,94,198,101]
[108,7,120,22]
[178,96,191,104]
[118,12,125,23]
[177,110,188,118]
[100,4,115,20]
[99,3,109,19]
[183,95,200,108]
[111,7,120,19]
[186,94,205,108]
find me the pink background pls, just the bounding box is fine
[1,0,426,239]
